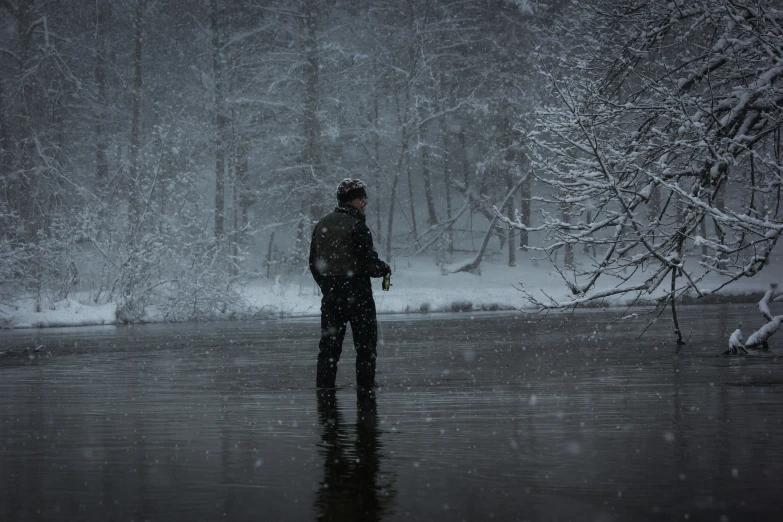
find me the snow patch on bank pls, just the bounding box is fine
[1,298,116,329]
[2,250,783,329]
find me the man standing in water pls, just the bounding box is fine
[309,179,391,389]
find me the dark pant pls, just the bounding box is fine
[317,290,378,389]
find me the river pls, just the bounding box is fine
[1,304,781,521]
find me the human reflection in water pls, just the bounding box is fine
[314,389,396,521]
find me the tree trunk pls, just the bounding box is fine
[211,0,226,239]
[714,184,727,270]
[129,0,146,234]
[700,218,709,257]
[563,205,573,267]
[671,230,686,345]
[582,210,596,257]
[419,116,437,227]
[459,128,472,245]
[232,201,239,276]
[266,229,276,278]
[406,138,418,244]
[440,116,453,255]
[0,76,12,212]
[506,171,516,267]
[387,90,411,260]
[94,1,110,183]
[232,143,250,277]
[386,125,407,261]
[15,0,39,241]
[518,170,531,249]
[373,94,383,244]
[302,0,321,219]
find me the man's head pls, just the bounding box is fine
[336,178,369,214]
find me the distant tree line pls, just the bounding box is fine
[2,0,779,331]
[1,0,562,319]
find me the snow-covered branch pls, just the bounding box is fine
[725,285,782,355]
[444,174,529,274]
[519,0,783,340]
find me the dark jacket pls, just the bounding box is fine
[309,204,390,294]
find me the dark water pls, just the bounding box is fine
[1,304,781,521]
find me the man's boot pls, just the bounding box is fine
[316,357,337,388]
[355,356,376,390]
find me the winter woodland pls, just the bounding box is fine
[1,0,782,343]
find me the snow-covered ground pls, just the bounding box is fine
[2,250,782,329]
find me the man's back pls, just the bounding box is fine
[311,209,362,278]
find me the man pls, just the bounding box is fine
[309,179,391,389]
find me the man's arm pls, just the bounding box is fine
[353,222,391,278]
[308,227,325,288]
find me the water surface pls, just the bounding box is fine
[1,305,781,521]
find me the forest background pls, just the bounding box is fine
[1,0,781,335]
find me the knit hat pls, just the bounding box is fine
[336,178,368,203]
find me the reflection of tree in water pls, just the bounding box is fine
[314,389,397,521]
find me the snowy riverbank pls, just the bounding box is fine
[2,251,783,329]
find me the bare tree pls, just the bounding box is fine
[211,0,226,240]
[301,0,322,215]
[502,0,783,343]
[94,0,110,184]
[128,0,146,235]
